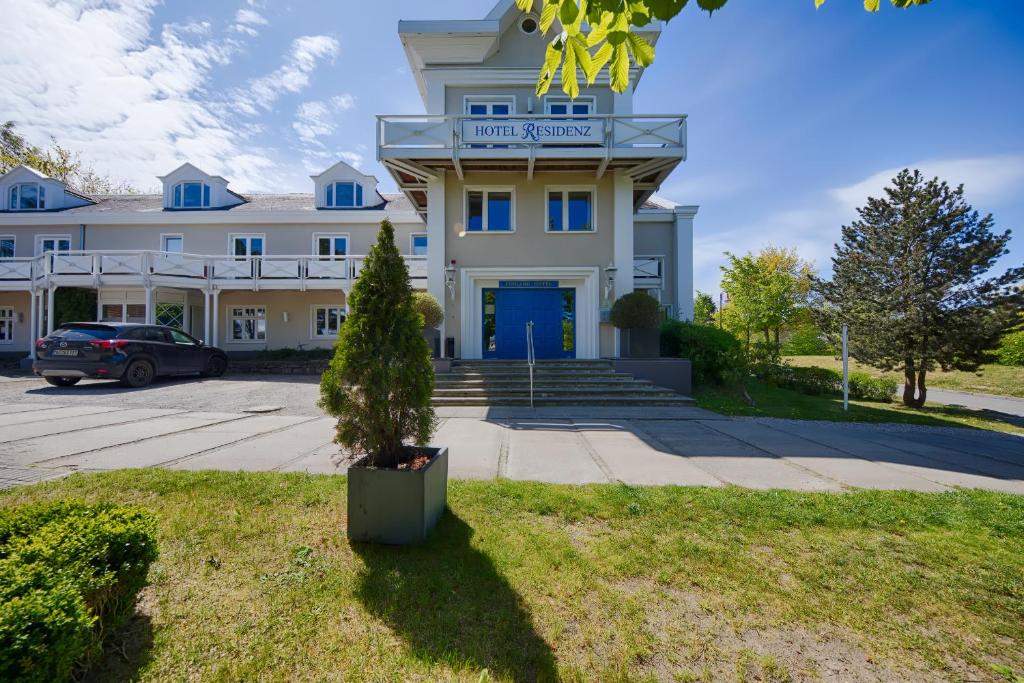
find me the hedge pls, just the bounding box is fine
[997,330,1024,366]
[0,500,158,682]
[660,320,743,385]
[761,364,897,403]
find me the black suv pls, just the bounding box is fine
[34,323,228,388]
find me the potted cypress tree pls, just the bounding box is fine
[320,219,444,545]
[610,291,662,358]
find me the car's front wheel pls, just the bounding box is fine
[201,356,227,378]
[120,360,155,388]
[44,376,81,388]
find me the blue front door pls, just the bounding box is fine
[483,288,575,359]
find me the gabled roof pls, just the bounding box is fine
[156,161,228,183]
[309,159,378,185]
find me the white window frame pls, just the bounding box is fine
[410,232,428,256]
[0,235,15,258]
[8,183,46,210]
[310,304,347,340]
[160,233,184,254]
[228,233,266,258]
[544,95,596,116]
[172,181,210,209]
[0,307,13,344]
[325,181,363,208]
[464,186,516,234]
[227,305,267,344]
[35,234,72,255]
[312,233,350,259]
[544,186,597,234]
[463,95,516,115]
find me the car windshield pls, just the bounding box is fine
[50,326,118,341]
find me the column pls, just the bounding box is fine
[674,206,699,321]
[29,288,37,360]
[144,286,154,324]
[612,171,635,356]
[211,289,221,347]
[46,286,56,334]
[96,290,103,321]
[426,173,447,357]
[203,290,211,344]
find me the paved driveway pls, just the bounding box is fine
[0,374,1022,493]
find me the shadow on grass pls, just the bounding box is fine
[80,610,154,683]
[351,512,558,682]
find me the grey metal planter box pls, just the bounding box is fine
[346,446,448,545]
[620,328,661,358]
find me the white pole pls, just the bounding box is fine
[842,324,849,412]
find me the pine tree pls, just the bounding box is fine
[319,219,437,468]
[816,169,1023,408]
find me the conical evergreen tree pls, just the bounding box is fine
[319,219,436,468]
[816,169,1023,408]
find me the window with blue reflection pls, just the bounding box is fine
[327,181,362,208]
[487,192,511,231]
[548,189,593,232]
[548,192,563,230]
[412,234,428,255]
[9,183,45,210]
[467,191,483,231]
[173,182,209,208]
[567,191,592,231]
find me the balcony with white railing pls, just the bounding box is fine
[378,114,686,161]
[0,251,428,291]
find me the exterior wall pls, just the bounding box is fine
[634,219,678,311]
[445,85,614,116]
[0,291,31,355]
[442,170,619,357]
[0,226,82,257]
[217,290,347,353]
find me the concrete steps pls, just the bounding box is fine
[432,359,694,407]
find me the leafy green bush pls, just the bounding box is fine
[610,291,661,329]
[761,365,895,402]
[781,324,833,355]
[0,500,158,683]
[996,330,1024,366]
[412,291,444,329]
[660,320,743,385]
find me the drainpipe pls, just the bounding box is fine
[79,224,86,250]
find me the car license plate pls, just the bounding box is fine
[52,349,78,356]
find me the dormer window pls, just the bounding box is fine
[325,181,363,208]
[172,182,211,209]
[9,183,45,210]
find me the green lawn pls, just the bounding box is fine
[3,470,1023,682]
[785,355,1024,399]
[696,380,1024,435]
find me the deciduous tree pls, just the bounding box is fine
[692,290,716,326]
[720,247,813,350]
[815,169,1023,408]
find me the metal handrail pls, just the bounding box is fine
[526,320,535,409]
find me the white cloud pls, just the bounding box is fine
[230,8,267,36]
[292,95,356,143]
[232,35,340,116]
[694,154,1024,295]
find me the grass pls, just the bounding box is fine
[785,355,1024,399]
[696,380,1024,435]
[3,470,1024,682]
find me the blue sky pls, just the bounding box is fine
[1,0,1022,294]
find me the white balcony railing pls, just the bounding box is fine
[0,250,428,288]
[378,114,686,154]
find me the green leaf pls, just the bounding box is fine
[647,0,689,21]
[587,41,613,83]
[610,41,630,92]
[607,11,630,45]
[585,11,613,46]
[561,38,580,98]
[559,0,580,27]
[625,31,655,67]
[628,1,651,26]
[569,35,594,84]
[536,39,564,96]
[539,1,559,32]
[864,0,880,9]
[696,0,727,13]
[515,0,533,11]
[814,0,826,7]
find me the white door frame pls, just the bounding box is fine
[458,266,600,360]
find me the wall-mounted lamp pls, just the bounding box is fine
[604,261,617,302]
[444,260,457,300]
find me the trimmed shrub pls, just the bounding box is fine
[412,291,444,329]
[761,365,896,402]
[610,291,661,329]
[996,330,1024,366]
[849,371,897,403]
[661,320,743,385]
[0,500,158,682]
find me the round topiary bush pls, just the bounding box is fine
[609,291,661,329]
[412,291,443,329]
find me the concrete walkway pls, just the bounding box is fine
[1,401,1022,493]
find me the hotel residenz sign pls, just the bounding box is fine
[461,118,605,145]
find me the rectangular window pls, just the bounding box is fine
[411,234,428,256]
[36,235,72,254]
[162,235,183,254]
[546,188,595,232]
[466,188,514,232]
[0,236,14,258]
[231,234,264,257]
[230,306,267,342]
[182,182,203,208]
[328,182,362,208]
[125,304,146,323]
[0,307,13,344]
[312,305,346,339]
[545,97,594,116]
[100,303,123,322]
[337,182,354,207]
[314,234,348,258]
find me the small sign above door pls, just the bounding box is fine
[498,280,558,289]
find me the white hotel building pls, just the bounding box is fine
[0,0,695,363]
